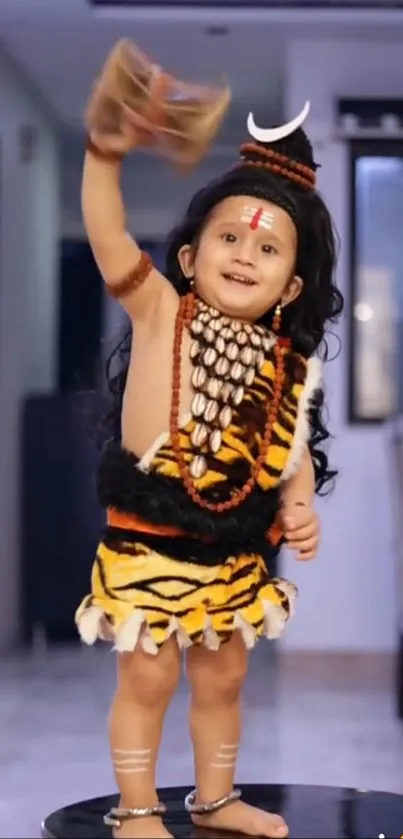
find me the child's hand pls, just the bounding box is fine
[281,503,320,561]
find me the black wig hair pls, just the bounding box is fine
[100,125,344,493]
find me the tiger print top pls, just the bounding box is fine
[98,343,322,564]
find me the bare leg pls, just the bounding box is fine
[186,633,288,838]
[109,631,181,838]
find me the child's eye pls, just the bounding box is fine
[221,233,237,243]
[262,244,277,255]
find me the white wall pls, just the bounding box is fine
[0,49,60,650]
[62,151,236,240]
[280,38,401,653]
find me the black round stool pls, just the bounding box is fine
[41,783,403,838]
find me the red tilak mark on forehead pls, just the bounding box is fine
[250,208,263,230]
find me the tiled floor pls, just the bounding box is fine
[1,644,403,838]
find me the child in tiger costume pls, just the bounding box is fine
[75,41,343,839]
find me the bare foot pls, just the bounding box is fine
[191,799,288,838]
[113,815,173,838]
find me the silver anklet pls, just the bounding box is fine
[104,803,167,827]
[184,788,241,815]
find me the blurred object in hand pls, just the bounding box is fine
[85,39,231,167]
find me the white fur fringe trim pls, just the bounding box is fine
[281,355,322,482]
[77,580,296,656]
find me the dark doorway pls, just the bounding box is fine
[58,240,104,392]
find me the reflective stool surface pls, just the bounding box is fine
[41,783,403,838]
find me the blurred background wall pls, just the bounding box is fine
[0,1,402,678]
[0,44,60,649]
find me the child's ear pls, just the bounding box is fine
[177,244,195,278]
[282,275,303,306]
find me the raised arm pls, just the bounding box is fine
[82,38,230,322]
[82,143,177,323]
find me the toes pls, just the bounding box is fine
[263,816,288,838]
[271,822,288,838]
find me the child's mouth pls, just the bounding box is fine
[223,273,256,287]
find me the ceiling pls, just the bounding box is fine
[1,0,403,145]
[91,0,403,5]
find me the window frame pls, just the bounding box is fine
[348,138,403,424]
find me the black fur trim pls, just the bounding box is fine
[97,443,283,553]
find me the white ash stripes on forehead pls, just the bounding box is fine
[240,206,275,230]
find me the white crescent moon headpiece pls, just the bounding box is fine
[246,100,310,145]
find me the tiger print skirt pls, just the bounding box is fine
[75,512,297,654]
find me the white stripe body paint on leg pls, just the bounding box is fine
[112,748,152,774]
[210,742,239,769]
